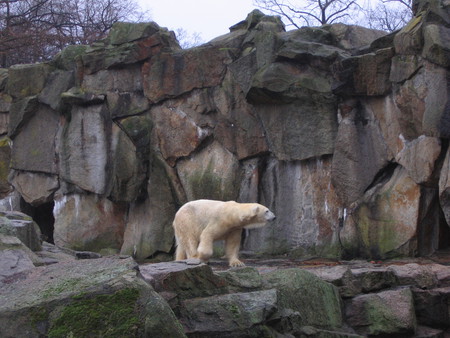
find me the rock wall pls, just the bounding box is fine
[0,0,448,260]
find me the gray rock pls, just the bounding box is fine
[107,90,150,118]
[139,261,229,307]
[59,104,110,194]
[0,257,186,338]
[0,248,35,282]
[180,289,277,336]
[142,46,230,103]
[215,266,263,291]
[109,123,146,202]
[395,136,441,184]
[331,98,391,205]
[53,194,126,252]
[10,104,59,174]
[341,166,422,259]
[422,24,450,67]
[120,154,177,260]
[7,95,38,138]
[9,170,59,206]
[244,157,342,258]
[6,63,52,99]
[38,70,74,110]
[413,286,450,328]
[323,24,387,51]
[256,101,338,161]
[346,288,417,336]
[305,265,361,298]
[439,146,450,224]
[429,264,450,286]
[263,268,343,330]
[177,141,242,201]
[0,211,42,251]
[350,267,397,293]
[388,263,437,289]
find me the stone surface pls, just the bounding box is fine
[341,166,421,259]
[120,154,177,260]
[395,136,441,184]
[263,268,343,330]
[244,157,342,258]
[6,63,51,99]
[388,263,437,289]
[256,101,338,161]
[331,98,391,205]
[422,24,450,67]
[0,257,186,338]
[142,46,230,103]
[177,141,242,201]
[0,3,449,266]
[0,211,42,251]
[179,289,277,336]
[139,261,229,306]
[151,104,210,165]
[10,104,59,174]
[440,147,450,225]
[345,288,417,336]
[59,104,110,194]
[10,171,59,206]
[413,286,450,328]
[109,123,145,202]
[53,194,126,252]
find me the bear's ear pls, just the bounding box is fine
[252,206,260,214]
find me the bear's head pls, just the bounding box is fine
[242,204,276,229]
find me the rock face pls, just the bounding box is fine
[0,257,186,338]
[0,0,449,261]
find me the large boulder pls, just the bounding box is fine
[120,154,177,260]
[9,171,58,206]
[262,268,343,331]
[0,211,42,251]
[59,104,110,194]
[244,157,342,258]
[6,64,52,99]
[179,289,278,337]
[10,104,59,174]
[0,234,40,282]
[256,101,338,161]
[142,46,231,103]
[331,98,391,206]
[177,141,242,201]
[341,166,421,259]
[53,194,126,253]
[345,288,417,336]
[0,257,186,338]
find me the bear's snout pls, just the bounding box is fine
[265,210,276,221]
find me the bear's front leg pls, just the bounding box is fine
[225,229,245,267]
[197,231,214,263]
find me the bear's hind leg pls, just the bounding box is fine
[225,229,245,267]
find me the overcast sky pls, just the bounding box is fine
[139,0,257,42]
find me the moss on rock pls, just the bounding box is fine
[48,288,141,337]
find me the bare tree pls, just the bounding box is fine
[0,0,150,67]
[175,28,204,49]
[366,0,413,32]
[253,0,361,29]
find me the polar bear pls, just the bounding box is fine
[172,199,276,267]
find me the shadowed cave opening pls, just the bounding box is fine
[21,199,55,244]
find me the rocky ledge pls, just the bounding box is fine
[1,237,450,337]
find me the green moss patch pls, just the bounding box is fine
[48,288,141,338]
